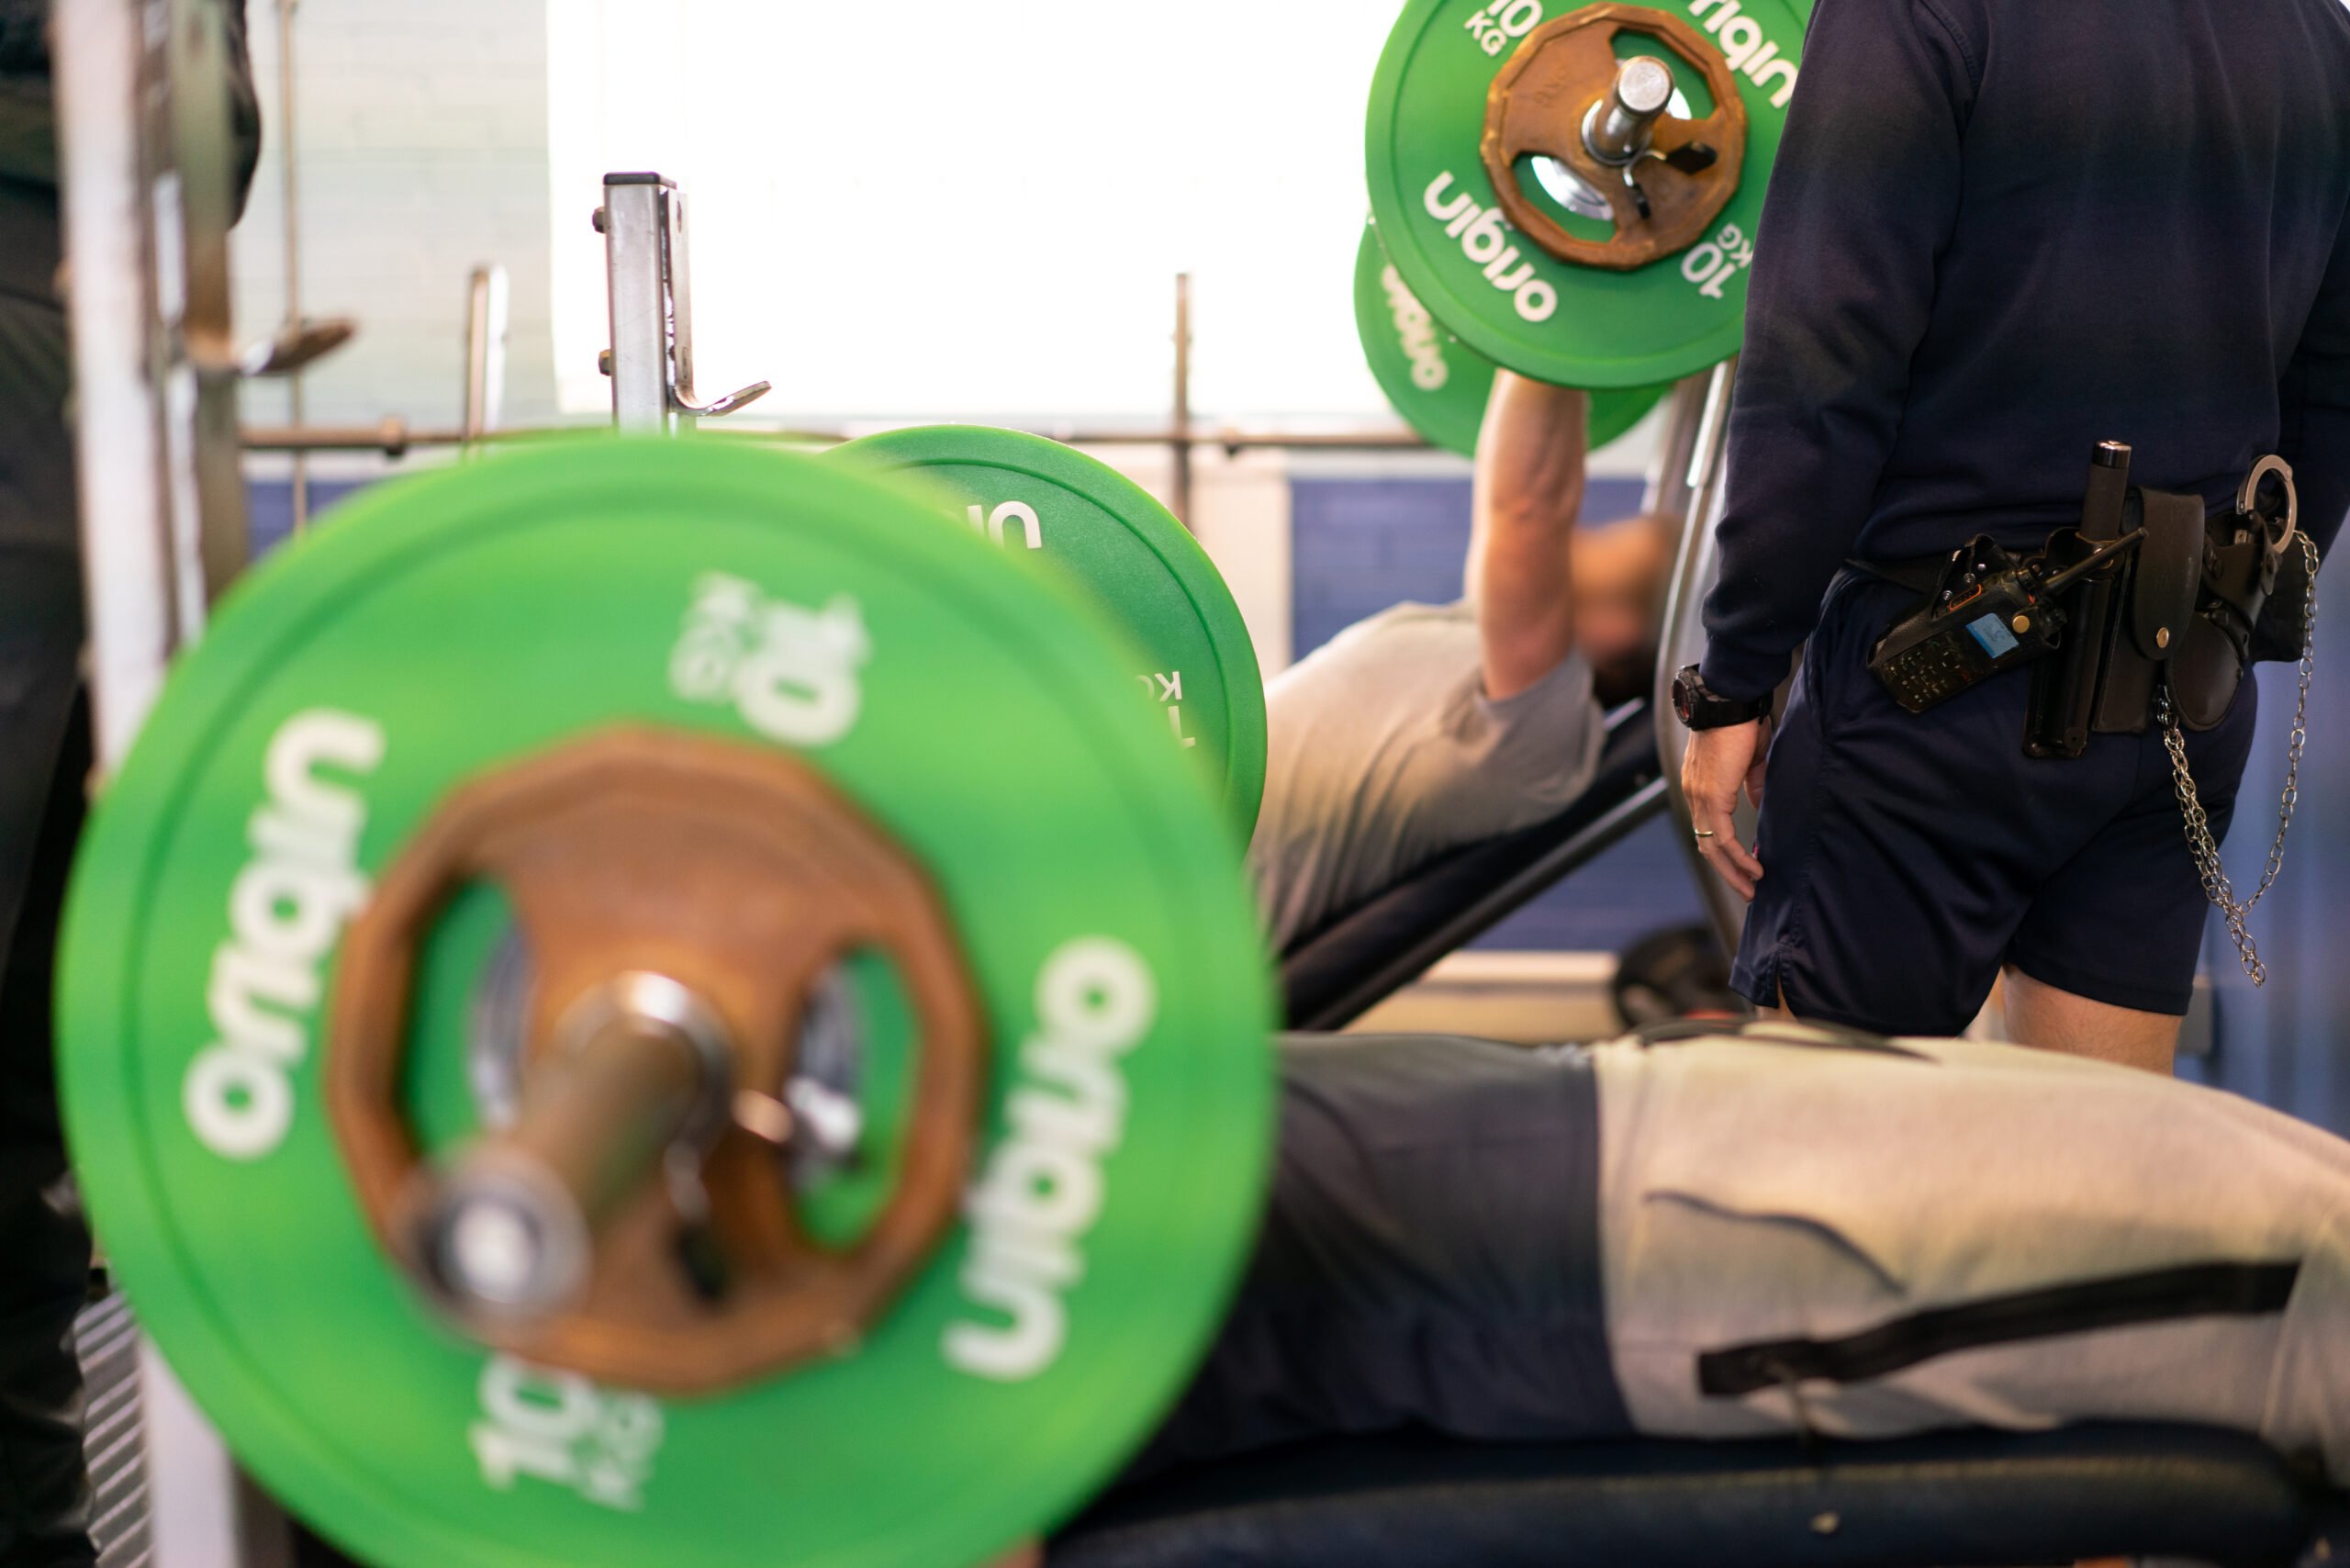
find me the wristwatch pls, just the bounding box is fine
[1672,665,1774,731]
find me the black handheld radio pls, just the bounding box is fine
[1867,532,2142,714]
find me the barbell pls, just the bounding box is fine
[60,438,1273,1568]
[1360,0,1809,392]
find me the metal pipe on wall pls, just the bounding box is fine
[1170,272,1194,529]
[275,0,308,531]
[236,422,1451,455]
[462,264,511,452]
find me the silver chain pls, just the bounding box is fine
[2157,532,2319,987]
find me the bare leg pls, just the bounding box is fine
[1966,972,2009,1040]
[2001,967,2179,1075]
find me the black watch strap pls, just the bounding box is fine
[1673,664,1773,730]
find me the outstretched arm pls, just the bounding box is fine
[1467,371,1588,700]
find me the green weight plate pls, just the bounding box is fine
[1365,0,1806,388]
[1590,379,1666,451]
[59,438,1274,1568]
[825,426,1267,838]
[1353,219,1666,455]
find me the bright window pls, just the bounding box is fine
[547,1,1402,423]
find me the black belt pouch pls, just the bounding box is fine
[2088,488,2208,735]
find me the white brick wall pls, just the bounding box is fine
[215,0,1653,648]
[231,0,559,434]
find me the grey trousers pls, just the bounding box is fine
[1128,1034,1629,1483]
[1127,1025,2350,1495]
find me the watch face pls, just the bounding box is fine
[1671,666,1701,722]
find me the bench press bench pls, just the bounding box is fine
[1282,700,1670,1031]
[1055,1424,2344,1567]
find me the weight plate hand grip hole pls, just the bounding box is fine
[327,726,988,1395]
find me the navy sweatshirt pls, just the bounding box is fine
[1700,0,2350,700]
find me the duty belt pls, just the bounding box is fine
[1858,444,2320,985]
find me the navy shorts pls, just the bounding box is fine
[1732,571,2261,1035]
[1126,1034,1629,1484]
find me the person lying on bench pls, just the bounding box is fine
[1247,371,1674,950]
[1126,1024,2349,1490]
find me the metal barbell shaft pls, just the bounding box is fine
[417,972,731,1322]
[1584,55,1675,166]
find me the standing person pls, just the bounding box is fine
[0,6,257,1561]
[1675,0,2350,1068]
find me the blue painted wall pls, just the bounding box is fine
[1286,475,1708,955]
[246,478,373,559]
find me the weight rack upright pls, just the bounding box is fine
[54,1,294,1564]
